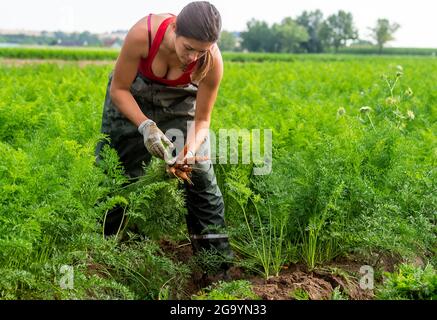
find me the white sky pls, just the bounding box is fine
[0,0,436,48]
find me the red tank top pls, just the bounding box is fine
[137,14,198,87]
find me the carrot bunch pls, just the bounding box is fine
[166,147,209,185]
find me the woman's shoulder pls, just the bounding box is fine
[211,44,222,63]
[124,14,175,59]
[210,44,223,74]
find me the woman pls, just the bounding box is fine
[95,1,233,271]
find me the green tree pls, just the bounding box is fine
[241,19,276,52]
[321,10,358,53]
[296,10,325,53]
[218,30,237,51]
[369,19,401,54]
[272,17,309,53]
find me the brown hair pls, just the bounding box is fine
[175,1,222,82]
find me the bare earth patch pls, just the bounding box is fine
[158,239,377,300]
[250,265,374,300]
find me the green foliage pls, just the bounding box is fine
[84,239,190,300]
[331,286,349,300]
[109,158,187,240]
[240,19,275,52]
[272,17,309,53]
[321,10,359,52]
[218,31,238,52]
[0,54,436,299]
[234,10,359,53]
[376,264,437,300]
[1,235,190,300]
[241,17,309,53]
[296,10,326,53]
[215,58,436,271]
[189,248,232,276]
[290,288,310,300]
[0,63,189,299]
[192,280,260,300]
[1,47,435,65]
[218,163,287,278]
[369,19,401,54]
[338,47,437,56]
[300,182,348,270]
[0,31,104,47]
[0,47,118,60]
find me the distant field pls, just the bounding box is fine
[1,46,436,63]
[338,46,437,56]
[0,46,119,60]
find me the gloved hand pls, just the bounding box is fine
[167,149,195,167]
[138,119,174,160]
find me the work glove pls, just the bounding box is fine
[167,149,195,167]
[138,119,174,160]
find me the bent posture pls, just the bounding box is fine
[95,1,233,273]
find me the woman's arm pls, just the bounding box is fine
[184,47,224,158]
[110,23,149,127]
[109,21,174,160]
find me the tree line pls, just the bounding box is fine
[0,31,124,47]
[0,31,103,46]
[1,10,400,53]
[219,10,400,54]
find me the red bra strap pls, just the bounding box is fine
[148,16,175,59]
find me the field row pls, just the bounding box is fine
[1,46,437,62]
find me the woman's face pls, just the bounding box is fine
[174,35,214,65]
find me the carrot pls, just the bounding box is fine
[166,153,210,185]
[175,168,193,185]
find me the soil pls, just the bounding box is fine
[157,239,398,300]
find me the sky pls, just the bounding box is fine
[0,0,436,48]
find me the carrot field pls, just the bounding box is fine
[0,53,436,300]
